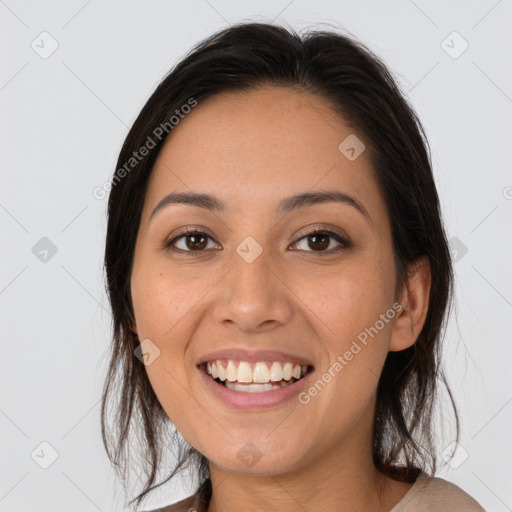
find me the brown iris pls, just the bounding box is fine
[307,233,330,251]
[185,233,208,250]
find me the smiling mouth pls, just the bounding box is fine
[201,361,314,393]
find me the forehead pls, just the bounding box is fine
[144,86,383,221]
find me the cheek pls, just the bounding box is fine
[144,362,205,452]
[297,259,395,341]
[292,256,396,400]
[131,262,213,413]
[131,263,205,339]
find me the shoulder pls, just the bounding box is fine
[392,473,486,511]
[142,494,199,512]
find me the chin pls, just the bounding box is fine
[205,439,307,476]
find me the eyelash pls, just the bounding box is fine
[164,226,351,256]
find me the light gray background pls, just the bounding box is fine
[1,1,511,511]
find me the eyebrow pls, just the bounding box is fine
[149,189,370,223]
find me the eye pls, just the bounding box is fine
[290,228,351,255]
[164,226,351,255]
[164,228,220,253]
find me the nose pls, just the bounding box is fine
[213,240,293,333]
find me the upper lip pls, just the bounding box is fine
[197,348,315,367]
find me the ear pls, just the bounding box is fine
[389,256,431,352]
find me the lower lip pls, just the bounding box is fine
[197,364,314,410]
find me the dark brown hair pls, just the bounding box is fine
[100,21,459,510]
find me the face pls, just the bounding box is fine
[130,86,401,476]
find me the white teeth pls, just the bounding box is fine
[237,361,253,383]
[282,362,293,380]
[205,359,309,384]
[226,360,238,382]
[269,361,283,381]
[253,362,270,383]
[216,361,226,381]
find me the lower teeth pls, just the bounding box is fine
[220,377,299,393]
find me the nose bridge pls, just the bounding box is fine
[216,234,292,330]
[232,234,274,297]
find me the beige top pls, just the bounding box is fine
[146,473,485,511]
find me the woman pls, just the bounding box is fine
[101,21,485,511]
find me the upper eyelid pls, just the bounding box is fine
[293,224,350,243]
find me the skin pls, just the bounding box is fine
[130,86,431,512]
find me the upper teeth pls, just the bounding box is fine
[206,360,308,383]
